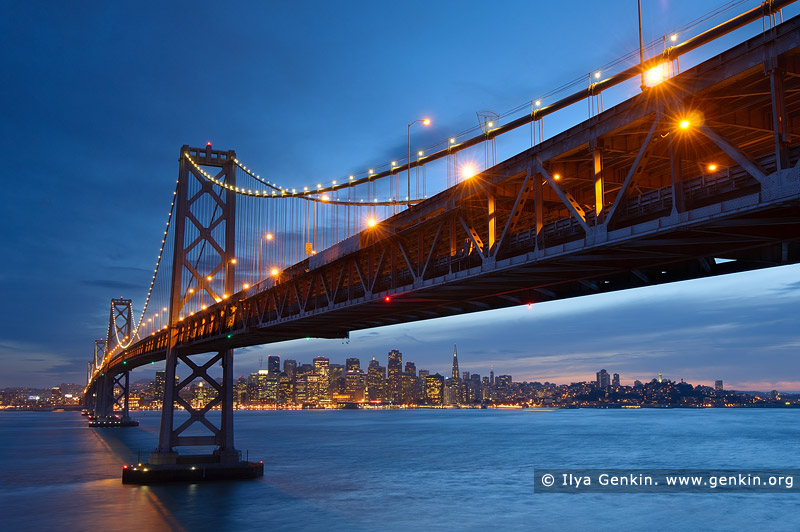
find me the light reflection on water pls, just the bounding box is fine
[1,409,798,531]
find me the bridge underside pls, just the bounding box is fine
[109,14,800,375]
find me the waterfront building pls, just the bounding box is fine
[387,350,402,403]
[596,369,611,389]
[314,357,330,401]
[283,359,297,381]
[367,358,386,402]
[425,373,444,405]
[345,370,367,402]
[277,372,293,404]
[612,373,620,388]
[267,355,281,375]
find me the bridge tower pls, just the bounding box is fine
[93,300,134,422]
[150,144,240,465]
[85,339,106,413]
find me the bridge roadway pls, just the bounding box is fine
[103,14,800,377]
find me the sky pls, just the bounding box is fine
[1,0,798,390]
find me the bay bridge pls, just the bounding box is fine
[85,1,800,481]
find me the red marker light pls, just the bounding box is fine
[385,296,391,302]
[123,465,128,469]
[206,141,212,146]
[527,303,533,309]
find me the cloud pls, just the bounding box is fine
[81,279,144,291]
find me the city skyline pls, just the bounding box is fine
[2,1,799,390]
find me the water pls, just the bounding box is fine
[1,409,798,531]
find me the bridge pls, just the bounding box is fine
[85,1,800,481]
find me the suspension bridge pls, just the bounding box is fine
[84,1,800,482]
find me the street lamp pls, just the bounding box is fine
[408,118,431,202]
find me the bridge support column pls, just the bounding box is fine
[768,61,790,171]
[670,137,686,214]
[112,371,131,422]
[534,166,543,250]
[94,373,114,418]
[149,347,240,464]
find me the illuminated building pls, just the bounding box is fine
[345,370,366,402]
[346,358,361,372]
[444,379,458,405]
[248,369,270,404]
[330,364,345,396]
[283,359,297,381]
[451,344,459,380]
[612,373,620,388]
[267,355,281,375]
[405,361,416,377]
[495,375,512,387]
[401,373,421,404]
[314,357,330,401]
[128,396,140,410]
[306,373,322,404]
[367,358,386,402]
[234,377,248,406]
[387,350,402,403]
[265,375,278,404]
[154,370,166,402]
[425,373,444,405]
[278,372,293,404]
[294,376,308,404]
[596,369,610,389]
[191,381,212,408]
[715,380,724,392]
[419,369,429,398]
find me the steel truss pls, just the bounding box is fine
[152,145,239,463]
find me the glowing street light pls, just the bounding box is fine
[461,163,477,180]
[409,118,431,202]
[644,64,667,87]
[679,119,691,129]
[367,217,377,228]
[270,268,280,276]
[708,164,718,172]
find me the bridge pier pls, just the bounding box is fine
[130,346,262,483]
[89,370,138,427]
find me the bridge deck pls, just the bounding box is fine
[108,13,800,374]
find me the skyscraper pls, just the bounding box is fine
[715,380,724,392]
[425,373,444,405]
[367,358,386,402]
[596,369,610,388]
[267,355,281,375]
[346,358,361,373]
[314,357,330,401]
[283,359,297,381]
[612,373,620,387]
[451,344,459,381]
[387,349,402,403]
[153,370,166,402]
